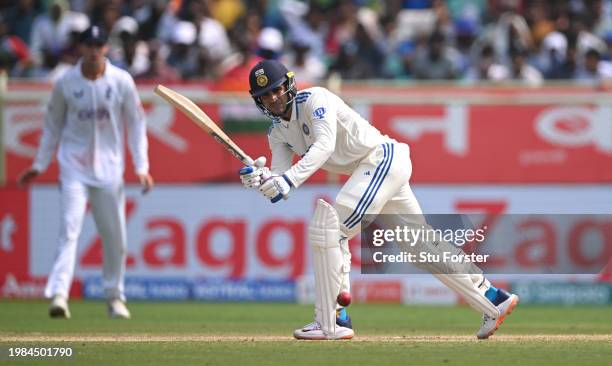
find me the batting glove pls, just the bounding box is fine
[259,174,292,203]
[239,156,268,189]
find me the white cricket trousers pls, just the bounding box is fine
[332,142,500,317]
[44,178,128,301]
[335,141,422,239]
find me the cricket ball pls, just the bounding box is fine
[337,291,351,307]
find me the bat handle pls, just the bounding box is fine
[253,156,266,168]
[254,157,271,181]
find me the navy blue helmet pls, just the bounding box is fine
[249,59,296,119]
[80,25,108,45]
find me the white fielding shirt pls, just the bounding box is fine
[32,59,149,185]
[268,87,390,187]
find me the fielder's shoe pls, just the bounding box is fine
[108,298,131,319]
[49,295,70,319]
[293,321,354,340]
[476,293,519,339]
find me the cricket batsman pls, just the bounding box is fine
[239,59,519,340]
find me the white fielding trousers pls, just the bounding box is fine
[44,178,128,301]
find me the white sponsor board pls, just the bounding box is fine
[29,185,612,280]
[402,276,458,305]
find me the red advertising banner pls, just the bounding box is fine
[2,185,609,298]
[373,104,612,182]
[4,83,611,184]
[0,188,29,277]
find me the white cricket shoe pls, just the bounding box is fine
[476,293,519,339]
[49,295,71,319]
[293,321,354,340]
[108,299,131,319]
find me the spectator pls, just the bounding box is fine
[109,16,150,77]
[547,34,579,80]
[328,19,386,80]
[156,0,181,44]
[413,29,459,79]
[453,18,479,74]
[279,0,327,60]
[478,8,533,67]
[572,12,607,62]
[136,39,180,81]
[100,2,121,34]
[326,0,359,58]
[282,37,326,84]
[217,35,262,91]
[509,46,543,86]
[384,40,417,79]
[0,13,32,77]
[165,20,200,79]
[256,27,284,60]
[29,0,88,75]
[127,0,165,41]
[35,11,91,82]
[537,31,568,76]
[190,0,231,78]
[575,48,612,84]
[464,43,509,83]
[5,0,40,45]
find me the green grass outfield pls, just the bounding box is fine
[1,301,611,365]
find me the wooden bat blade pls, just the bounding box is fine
[154,84,254,166]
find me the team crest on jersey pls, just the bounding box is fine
[255,68,268,87]
[313,107,326,119]
[302,123,310,135]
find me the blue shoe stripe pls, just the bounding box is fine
[343,143,391,228]
[346,143,394,229]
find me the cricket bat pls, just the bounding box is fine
[154,84,256,166]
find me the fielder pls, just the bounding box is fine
[18,26,153,319]
[240,60,519,340]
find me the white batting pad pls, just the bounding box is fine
[309,199,345,335]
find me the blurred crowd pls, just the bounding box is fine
[1,0,612,86]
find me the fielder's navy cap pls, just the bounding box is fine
[80,25,108,45]
[249,59,291,97]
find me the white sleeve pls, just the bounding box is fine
[268,126,293,174]
[32,79,66,172]
[284,90,336,187]
[122,74,149,175]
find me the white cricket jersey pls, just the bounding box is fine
[32,59,149,185]
[268,87,391,187]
